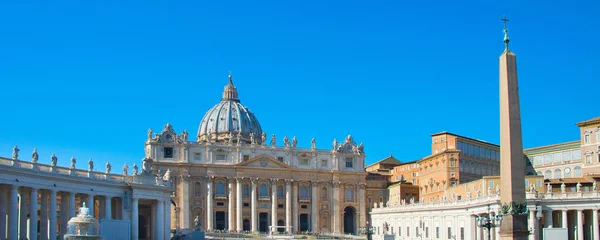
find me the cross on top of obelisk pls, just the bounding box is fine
[501,14,510,49]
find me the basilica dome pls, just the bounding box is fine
[197,75,263,144]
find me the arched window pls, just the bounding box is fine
[216,182,225,195]
[277,187,284,198]
[345,188,354,201]
[544,170,552,179]
[554,169,562,179]
[300,186,308,198]
[195,182,202,196]
[564,168,572,178]
[243,184,249,197]
[321,187,328,200]
[260,184,268,196]
[574,166,583,177]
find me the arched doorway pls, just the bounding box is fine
[343,206,356,235]
[243,219,251,231]
[278,220,285,233]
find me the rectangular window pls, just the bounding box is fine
[301,205,308,209]
[460,227,464,240]
[436,227,439,238]
[278,204,284,208]
[425,227,429,238]
[537,179,542,187]
[216,154,227,161]
[553,152,562,163]
[243,155,250,161]
[216,202,224,207]
[277,157,284,162]
[543,154,552,164]
[407,227,410,237]
[563,151,572,161]
[586,155,592,164]
[585,134,590,143]
[194,152,201,160]
[164,147,173,158]
[321,159,327,167]
[398,227,401,236]
[395,176,399,181]
[345,158,353,168]
[243,203,249,207]
[300,159,309,165]
[448,227,452,239]
[573,149,581,160]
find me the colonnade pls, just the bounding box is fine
[540,208,598,240]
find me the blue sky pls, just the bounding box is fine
[0,1,598,170]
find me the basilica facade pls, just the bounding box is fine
[146,75,368,235]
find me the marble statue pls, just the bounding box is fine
[133,163,139,175]
[529,183,536,193]
[345,135,352,144]
[236,131,242,144]
[147,128,153,140]
[142,157,152,173]
[181,129,188,141]
[164,169,171,181]
[561,183,566,193]
[332,139,338,150]
[311,138,316,149]
[123,163,129,176]
[292,136,297,148]
[194,215,200,229]
[270,134,276,147]
[70,157,76,169]
[207,133,212,142]
[496,185,500,194]
[284,136,290,147]
[594,181,597,192]
[261,132,266,145]
[374,202,378,208]
[547,183,552,193]
[228,134,233,144]
[106,162,112,174]
[88,158,94,172]
[357,142,364,153]
[576,182,582,193]
[12,145,19,160]
[51,153,57,167]
[31,148,39,163]
[487,186,492,196]
[466,190,472,198]
[250,132,255,144]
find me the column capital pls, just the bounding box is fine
[285,179,294,183]
[358,183,367,189]
[331,181,341,187]
[250,178,259,184]
[227,177,236,184]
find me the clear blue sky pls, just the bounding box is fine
[1,1,598,170]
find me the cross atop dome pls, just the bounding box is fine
[222,72,239,101]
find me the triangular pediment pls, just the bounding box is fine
[237,154,291,169]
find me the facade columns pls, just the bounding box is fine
[87,194,95,218]
[105,196,112,220]
[0,187,6,240]
[311,181,318,232]
[69,193,76,219]
[60,193,69,237]
[528,209,537,240]
[576,210,583,240]
[40,191,49,240]
[206,177,213,231]
[332,181,340,234]
[19,188,28,240]
[228,178,234,231]
[156,199,165,240]
[285,180,291,232]
[545,210,553,228]
[29,188,38,240]
[49,190,57,240]
[9,185,19,240]
[131,198,139,240]
[292,181,298,232]
[271,179,277,233]
[593,209,599,240]
[561,210,567,228]
[181,176,190,228]
[236,178,243,232]
[251,179,257,233]
[165,200,172,240]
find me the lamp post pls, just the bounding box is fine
[476,204,503,240]
[360,221,376,240]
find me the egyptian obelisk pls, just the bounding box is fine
[498,15,529,239]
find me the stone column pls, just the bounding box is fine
[206,177,213,231]
[132,198,139,240]
[165,200,172,240]
[576,210,583,240]
[9,185,19,240]
[358,183,366,230]
[228,178,235,231]
[561,210,567,228]
[545,210,553,228]
[69,193,76,219]
[292,181,299,232]
[271,179,277,233]
[29,188,38,240]
[332,181,341,234]
[40,190,49,240]
[528,209,536,240]
[60,193,69,237]
[593,209,599,240]
[19,188,28,240]
[286,180,292,232]
[49,190,57,240]
[181,176,190,228]
[87,194,95,218]
[156,199,165,240]
[105,196,112,220]
[236,178,243,232]
[0,187,6,240]
[311,181,318,232]
[251,179,258,233]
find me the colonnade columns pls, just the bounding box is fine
[332,181,340,234]
[206,176,213,231]
[358,183,366,230]
[251,179,257,233]
[285,180,291,231]
[105,196,112,220]
[292,181,298,232]
[29,188,38,240]
[40,191,49,240]
[228,178,234,231]
[19,188,28,239]
[156,199,165,240]
[69,193,76,219]
[165,199,172,240]
[87,194,95,218]
[181,176,190,228]
[528,209,537,240]
[593,209,599,240]
[9,185,18,240]
[0,187,6,239]
[561,210,567,228]
[545,210,553,228]
[576,210,583,240]
[311,181,318,232]
[271,179,277,233]
[60,193,69,237]
[49,190,57,240]
[236,178,243,232]
[131,197,139,240]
